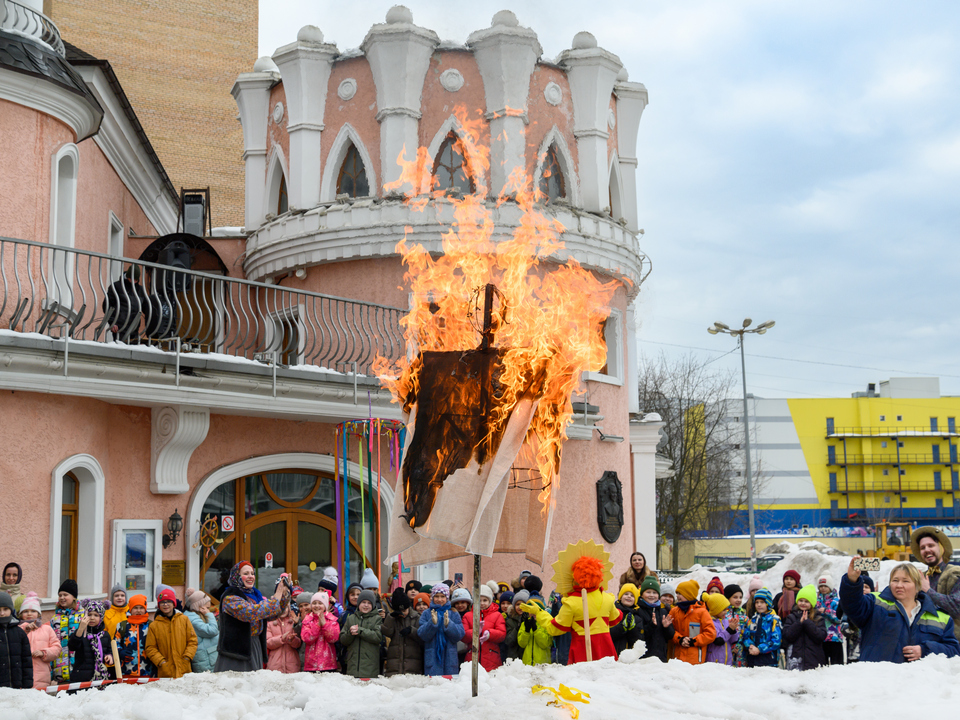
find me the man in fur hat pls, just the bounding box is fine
[912,526,960,641]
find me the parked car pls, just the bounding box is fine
[756,554,785,571]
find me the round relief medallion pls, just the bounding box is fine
[544,82,562,106]
[272,102,284,124]
[608,108,616,129]
[338,78,357,101]
[440,68,464,93]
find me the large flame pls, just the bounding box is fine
[374,106,619,514]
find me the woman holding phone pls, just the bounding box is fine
[214,563,290,673]
[839,557,959,663]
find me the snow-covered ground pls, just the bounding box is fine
[6,544,958,719]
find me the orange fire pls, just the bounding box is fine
[374,106,620,513]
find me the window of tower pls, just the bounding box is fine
[433,133,474,194]
[277,175,288,214]
[337,144,370,198]
[538,144,566,201]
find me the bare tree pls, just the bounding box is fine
[639,353,747,570]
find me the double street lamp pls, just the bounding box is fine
[708,318,775,572]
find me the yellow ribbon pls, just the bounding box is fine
[532,684,591,718]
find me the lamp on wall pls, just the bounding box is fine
[162,509,183,548]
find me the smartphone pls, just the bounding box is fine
[688,622,700,638]
[854,557,881,572]
[454,572,463,584]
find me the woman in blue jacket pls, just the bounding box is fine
[417,585,464,676]
[839,558,959,663]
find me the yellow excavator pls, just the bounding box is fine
[866,521,913,561]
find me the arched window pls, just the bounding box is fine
[433,133,474,194]
[539,144,566,201]
[277,175,288,214]
[337,144,369,198]
[60,472,79,585]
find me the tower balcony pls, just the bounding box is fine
[0,0,64,57]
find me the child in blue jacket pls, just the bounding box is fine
[417,585,464,676]
[744,588,781,667]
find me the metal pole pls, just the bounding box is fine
[472,553,481,697]
[739,334,757,572]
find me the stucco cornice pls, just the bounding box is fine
[0,64,101,140]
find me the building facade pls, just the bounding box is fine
[0,5,659,611]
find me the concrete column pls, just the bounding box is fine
[614,75,648,233]
[630,413,665,569]
[557,33,623,213]
[467,11,541,197]
[273,26,339,210]
[361,6,438,194]
[232,58,279,230]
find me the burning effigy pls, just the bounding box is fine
[376,108,619,566]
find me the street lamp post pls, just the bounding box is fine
[708,318,775,573]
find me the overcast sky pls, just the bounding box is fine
[260,1,960,400]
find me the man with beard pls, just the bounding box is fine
[911,526,960,643]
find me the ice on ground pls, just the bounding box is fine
[3,655,960,720]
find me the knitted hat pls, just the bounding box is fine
[442,580,454,588]
[706,576,724,594]
[157,588,177,604]
[156,583,174,600]
[296,592,314,605]
[311,591,330,609]
[512,589,530,607]
[796,585,817,607]
[527,597,546,611]
[0,591,14,613]
[661,584,675,598]
[703,593,730,618]
[748,576,763,593]
[783,570,801,586]
[479,584,494,601]
[723,584,743,600]
[497,582,511,594]
[754,588,773,609]
[110,584,126,602]
[405,580,423,594]
[323,566,339,585]
[640,576,661,596]
[451,587,473,605]
[429,584,450,601]
[618,583,639,602]
[523,575,543,595]
[391,587,411,612]
[676,579,700,602]
[499,591,514,605]
[80,598,105,615]
[186,590,209,612]
[357,589,377,607]
[483,580,498,596]
[58,578,78,599]
[318,578,338,594]
[817,576,832,590]
[413,592,430,606]
[19,591,42,615]
[360,568,380,590]
[127,594,148,611]
[862,575,875,592]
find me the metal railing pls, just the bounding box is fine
[831,480,953,493]
[828,425,958,437]
[827,453,955,466]
[0,0,65,57]
[0,236,405,375]
[830,507,960,523]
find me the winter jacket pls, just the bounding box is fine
[727,606,749,667]
[22,620,59,689]
[533,589,622,664]
[301,611,340,672]
[145,611,198,679]
[49,605,81,681]
[668,600,717,664]
[418,603,464,676]
[266,614,302,673]
[218,588,285,664]
[839,574,960,663]
[816,590,843,643]
[0,618,33,689]
[67,625,112,682]
[782,608,827,671]
[610,603,644,655]
[705,615,740,665]
[115,619,156,678]
[183,610,219,673]
[634,601,671,663]
[517,613,552,665]
[743,611,781,666]
[382,609,423,676]
[502,612,522,661]
[927,563,960,643]
[462,605,507,671]
[103,604,129,640]
[339,609,383,678]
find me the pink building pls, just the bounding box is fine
[0,4,662,611]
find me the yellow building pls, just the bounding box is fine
[739,378,959,532]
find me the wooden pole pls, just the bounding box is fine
[110,637,123,680]
[472,553,481,697]
[581,588,592,662]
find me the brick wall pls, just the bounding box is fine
[46,0,257,229]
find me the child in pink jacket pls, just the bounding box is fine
[266,605,302,673]
[18,592,61,689]
[301,591,339,672]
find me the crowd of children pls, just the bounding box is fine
[0,556,912,691]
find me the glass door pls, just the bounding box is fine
[296,519,332,591]
[249,519,286,596]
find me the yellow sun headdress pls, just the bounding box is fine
[552,539,614,594]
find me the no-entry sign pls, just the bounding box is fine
[264,552,273,568]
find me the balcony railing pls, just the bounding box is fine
[0,0,65,57]
[827,425,958,438]
[830,507,960,523]
[830,480,955,494]
[827,453,955,466]
[0,236,405,376]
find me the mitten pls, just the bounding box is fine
[400,626,412,637]
[524,617,536,632]
[712,637,725,646]
[623,613,636,631]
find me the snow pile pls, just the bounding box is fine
[3,655,960,719]
[661,542,920,594]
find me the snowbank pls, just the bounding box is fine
[3,654,960,720]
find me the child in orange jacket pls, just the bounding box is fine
[667,579,717,664]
